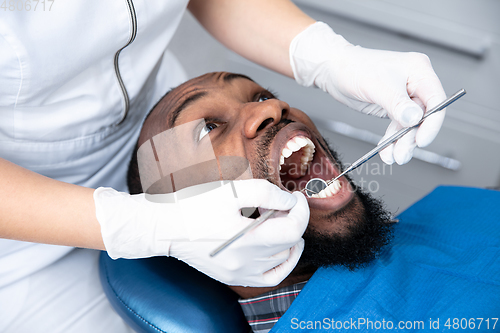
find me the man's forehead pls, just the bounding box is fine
[168,72,254,107]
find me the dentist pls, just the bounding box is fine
[0,0,445,331]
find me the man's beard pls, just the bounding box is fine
[254,120,394,274]
[296,187,393,274]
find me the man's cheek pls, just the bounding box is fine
[172,160,221,191]
[217,156,253,181]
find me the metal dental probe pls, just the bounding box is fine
[314,88,466,193]
[210,89,466,257]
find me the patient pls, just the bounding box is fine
[127,72,500,333]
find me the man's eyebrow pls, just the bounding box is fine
[222,73,254,83]
[169,91,207,127]
[168,73,253,127]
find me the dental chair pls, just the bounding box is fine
[99,254,250,333]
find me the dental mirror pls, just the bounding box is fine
[305,178,328,197]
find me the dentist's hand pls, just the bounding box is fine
[290,22,447,165]
[94,179,310,287]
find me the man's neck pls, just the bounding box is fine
[230,270,315,299]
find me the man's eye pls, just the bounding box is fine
[256,90,277,102]
[198,122,219,141]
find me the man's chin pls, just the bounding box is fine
[293,188,394,276]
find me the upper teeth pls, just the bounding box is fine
[310,179,342,198]
[279,136,315,173]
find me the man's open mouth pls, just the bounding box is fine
[278,135,343,198]
[271,126,354,210]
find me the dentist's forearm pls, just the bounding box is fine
[188,0,315,78]
[0,157,105,250]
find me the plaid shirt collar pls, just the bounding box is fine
[238,281,308,333]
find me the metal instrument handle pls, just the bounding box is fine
[325,89,466,187]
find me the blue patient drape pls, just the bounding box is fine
[271,186,500,332]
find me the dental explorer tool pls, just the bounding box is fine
[210,89,465,257]
[313,88,466,193]
[210,209,277,257]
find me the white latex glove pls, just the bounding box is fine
[290,22,447,165]
[94,179,309,287]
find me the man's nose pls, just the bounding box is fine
[243,99,290,139]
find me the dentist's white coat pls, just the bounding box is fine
[0,1,188,331]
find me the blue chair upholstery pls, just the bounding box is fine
[99,254,250,333]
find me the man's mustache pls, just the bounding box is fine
[254,119,294,182]
[257,119,294,149]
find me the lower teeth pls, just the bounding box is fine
[309,179,341,198]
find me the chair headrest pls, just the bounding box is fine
[99,253,250,333]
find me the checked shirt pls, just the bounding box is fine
[238,281,308,333]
